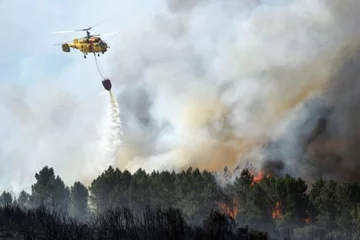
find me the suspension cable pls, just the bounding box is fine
[93,53,106,79]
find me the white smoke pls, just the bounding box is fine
[108,0,360,176]
[0,83,113,193]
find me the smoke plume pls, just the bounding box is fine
[108,0,360,182]
[2,0,360,195]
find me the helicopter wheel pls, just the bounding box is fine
[84,55,86,59]
[97,53,100,56]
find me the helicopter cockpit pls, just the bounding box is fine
[97,40,107,47]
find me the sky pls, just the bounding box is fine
[2,0,360,196]
[0,0,164,89]
[0,0,165,194]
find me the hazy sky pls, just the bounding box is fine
[0,0,165,194]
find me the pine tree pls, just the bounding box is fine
[70,181,89,221]
[0,191,13,206]
[17,190,30,209]
[30,166,70,215]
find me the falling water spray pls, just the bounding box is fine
[93,52,123,163]
[107,90,123,163]
[109,90,123,137]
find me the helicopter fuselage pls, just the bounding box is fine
[61,36,109,56]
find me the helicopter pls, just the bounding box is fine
[52,17,120,59]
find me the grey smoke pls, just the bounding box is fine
[260,95,333,180]
[261,44,360,182]
[108,0,360,179]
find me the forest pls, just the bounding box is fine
[0,165,359,240]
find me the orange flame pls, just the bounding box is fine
[272,202,282,220]
[252,171,264,184]
[304,217,312,224]
[218,199,238,219]
[251,170,270,185]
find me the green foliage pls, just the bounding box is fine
[84,165,360,238]
[149,170,176,207]
[0,191,13,206]
[70,181,89,220]
[88,166,224,224]
[6,164,360,239]
[89,166,132,214]
[30,166,70,215]
[129,168,151,211]
[17,190,30,209]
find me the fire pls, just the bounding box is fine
[304,217,312,224]
[218,198,238,219]
[252,171,264,184]
[272,201,282,220]
[250,170,270,185]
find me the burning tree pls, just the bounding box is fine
[217,197,238,220]
[272,201,282,220]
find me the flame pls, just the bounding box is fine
[250,170,270,185]
[252,171,264,184]
[304,217,312,224]
[217,198,238,219]
[272,201,282,220]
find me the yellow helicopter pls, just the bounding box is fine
[52,17,120,59]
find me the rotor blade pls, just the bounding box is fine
[101,31,121,36]
[52,30,82,34]
[52,15,116,34]
[86,15,116,30]
[93,31,120,37]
